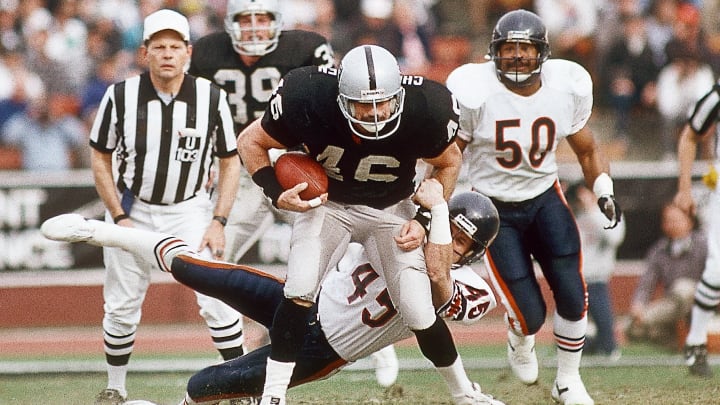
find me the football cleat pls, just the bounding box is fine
[685,344,713,378]
[507,331,538,385]
[228,397,261,404]
[94,388,126,405]
[551,375,594,405]
[259,395,284,405]
[41,213,96,244]
[453,382,505,405]
[370,344,399,387]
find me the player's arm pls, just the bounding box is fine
[422,142,462,202]
[414,178,454,308]
[91,149,129,226]
[567,125,621,228]
[674,124,701,214]
[238,118,324,211]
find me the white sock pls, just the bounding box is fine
[436,356,473,398]
[90,219,189,271]
[686,305,714,346]
[554,313,587,379]
[261,358,295,400]
[106,364,128,398]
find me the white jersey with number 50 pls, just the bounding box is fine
[446,59,593,202]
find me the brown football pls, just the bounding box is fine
[274,151,329,200]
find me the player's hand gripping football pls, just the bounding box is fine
[276,182,328,212]
[597,195,622,229]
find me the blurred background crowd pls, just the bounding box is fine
[0,0,719,170]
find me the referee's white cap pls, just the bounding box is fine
[143,9,190,42]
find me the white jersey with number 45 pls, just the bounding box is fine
[447,59,593,202]
[318,243,497,361]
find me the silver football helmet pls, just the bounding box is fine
[337,45,405,140]
[225,0,282,56]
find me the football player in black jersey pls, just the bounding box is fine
[238,45,480,405]
[187,0,335,355]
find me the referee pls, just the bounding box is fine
[88,9,243,405]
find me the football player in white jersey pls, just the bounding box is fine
[446,9,622,405]
[41,186,504,405]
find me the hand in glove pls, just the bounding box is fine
[597,195,622,229]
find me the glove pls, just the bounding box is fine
[597,195,622,229]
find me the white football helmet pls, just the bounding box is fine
[225,0,282,56]
[337,45,405,140]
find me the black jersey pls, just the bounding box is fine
[261,66,460,209]
[189,30,334,133]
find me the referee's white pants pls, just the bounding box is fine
[285,199,436,331]
[702,189,720,286]
[102,194,241,342]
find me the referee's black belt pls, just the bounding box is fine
[118,184,196,206]
[138,194,197,206]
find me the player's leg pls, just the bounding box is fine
[530,188,592,405]
[364,202,497,404]
[161,198,245,361]
[685,192,720,377]
[260,203,350,405]
[183,313,346,404]
[484,221,544,386]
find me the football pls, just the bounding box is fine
[274,151,329,200]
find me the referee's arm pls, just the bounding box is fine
[213,154,240,221]
[91,149,127,224]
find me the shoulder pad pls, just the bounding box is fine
[446,62,496,109]
[437,266,497,325]
[541,59,592,98]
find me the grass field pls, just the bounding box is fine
[1,343,718,404]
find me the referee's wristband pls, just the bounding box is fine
[251,166,283,206]
[212,215,228,226]
[113,213,129,223]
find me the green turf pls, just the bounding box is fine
[0,343,717,404]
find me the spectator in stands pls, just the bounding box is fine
[0,46,44,129]
[0,91,87,170]
[568,182,626,359]
[626,202,707,350]
[347,0,404,57]
[601,11,659,142]
[644,0,678,69]
[535,0,599,73]
[0,1,22,53]
[655,44,714,160]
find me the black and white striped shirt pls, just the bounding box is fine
[90,73,237,205]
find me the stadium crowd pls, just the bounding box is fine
[0,0,719,169]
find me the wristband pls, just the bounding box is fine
[413,206,431,234]
[212,215,228,226]
[592,172,614,198]
[429,202,452,244]
[251,166,284,206]
[113,213,129,223]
